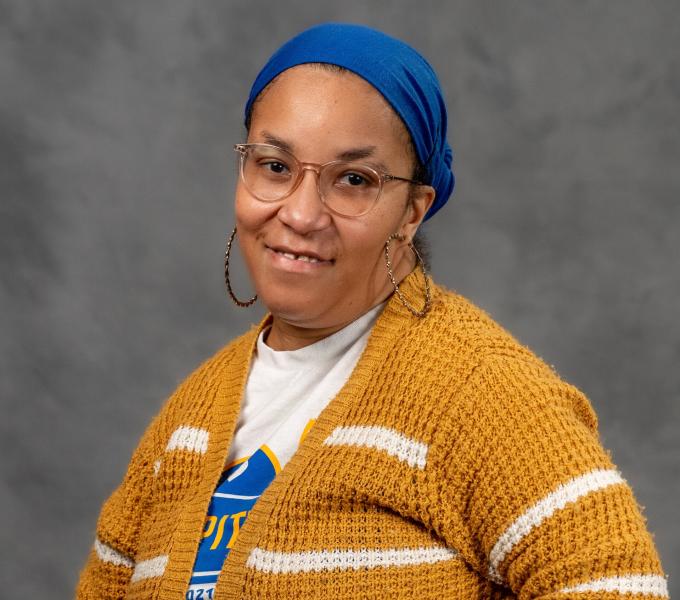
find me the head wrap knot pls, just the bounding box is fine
[245,23,455,221]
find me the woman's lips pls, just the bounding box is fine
[276,250,321,264]
[267,246,334,263]
[265,245,334,272]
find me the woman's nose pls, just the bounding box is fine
[276,168,332,234]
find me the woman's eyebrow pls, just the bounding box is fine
[337,147,376,161]
[337,147,389,173]
[261,132,294,153]
[259,132,389,172]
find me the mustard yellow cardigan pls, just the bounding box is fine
[77,272,667,599]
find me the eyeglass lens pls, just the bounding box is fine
[239,145,382,217]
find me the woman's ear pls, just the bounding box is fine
[402,185,436,240]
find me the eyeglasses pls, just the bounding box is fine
[234,143,424,218]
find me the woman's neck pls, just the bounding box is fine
[265,253,416,351]
[265,319,354,351]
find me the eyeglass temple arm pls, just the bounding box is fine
[384,174,426,186]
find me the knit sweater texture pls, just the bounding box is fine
[76,272,668,599]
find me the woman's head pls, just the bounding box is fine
[233,24,453,342]
[244,24,454,218]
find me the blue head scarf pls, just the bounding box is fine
[244,23,454,221]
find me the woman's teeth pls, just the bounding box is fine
[279,251,320,263]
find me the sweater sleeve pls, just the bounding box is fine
[75,412,162,599]
[430,353,668,599]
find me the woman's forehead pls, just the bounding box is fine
[254,64,387,109]
[248,65,412,161]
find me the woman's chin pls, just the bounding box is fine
[259,292,328,325]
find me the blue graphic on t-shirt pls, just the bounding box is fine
[186,446,278,599]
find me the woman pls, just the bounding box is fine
[77,23,668,599]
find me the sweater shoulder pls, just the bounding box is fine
[144,322,261,442]
[182,323,260,385]
[418,282,557,375]
[410,283,597,429]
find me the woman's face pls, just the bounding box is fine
[235,65,433,332]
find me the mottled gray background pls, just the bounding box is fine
[1,1,678,597]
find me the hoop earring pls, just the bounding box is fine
[384,232,431,318]
[224,226,257,307]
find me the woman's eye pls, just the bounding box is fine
[262,161,288,174]
[339,172,368,186]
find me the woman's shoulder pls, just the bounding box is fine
[422,281,597,430]
[422,281,551,369]
[379,275,563,388]
[184,322,262,383]
[144,322,263,433]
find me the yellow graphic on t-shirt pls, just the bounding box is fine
[299,419,316,445]
[260,444,281,474]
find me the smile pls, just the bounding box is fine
[265,245,334,271]
[276,251,321,263]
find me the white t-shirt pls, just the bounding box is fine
[227,301,384,469]
[186,303,384,600]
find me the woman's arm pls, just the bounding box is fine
[430,353,668,599]
[76,413,161,599]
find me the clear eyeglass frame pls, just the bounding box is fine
[234,142,425,218]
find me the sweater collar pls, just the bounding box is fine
[254,301,385,369]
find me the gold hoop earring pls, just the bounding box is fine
[224,226,257,307]
[384,232,431,318]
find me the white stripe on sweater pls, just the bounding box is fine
[94,539,134,568]
[323,425,429,469]
[130,555,169,582]
[166,425,209,454]
[488,468,625,583]
[559,574,668,597]
[246,546,458,574]
[214,492,260,500]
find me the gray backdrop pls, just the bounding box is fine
[1,1,678,597]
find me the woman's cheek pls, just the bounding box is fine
[235,189,266,229]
